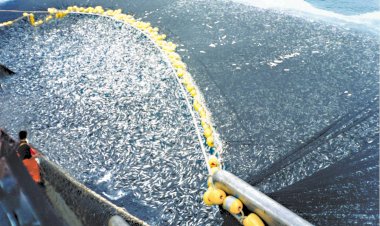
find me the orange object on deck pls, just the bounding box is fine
[22,148,41,183]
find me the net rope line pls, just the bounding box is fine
[0,9,221,174]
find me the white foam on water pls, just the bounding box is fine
[102,190,128,201]
[229,0,380,33]
[0,0,12,5]
[267,52,300,67]
[96,172,112,184]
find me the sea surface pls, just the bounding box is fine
[0,0,379,225]
[306,0,379,15]
[228,0,380,33]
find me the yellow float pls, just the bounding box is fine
[243,213,264,226]
[223,196,243,214]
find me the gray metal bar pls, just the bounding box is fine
[212,170,313,226]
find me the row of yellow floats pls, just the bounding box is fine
[0,6,264,226]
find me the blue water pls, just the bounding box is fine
[306,0,379,15]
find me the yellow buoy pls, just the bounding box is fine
[34,20,43,26]
[182,77,191,86]
[204,127,212,138]
[199,109,206,119]
[202,123,211,133]
[223,196,243,214]
[94,6,104,13]
[157,40,166,47]
[243,213,264,226]
[146,26,153,33]
[207,136,214,147]
[168,52,177,59]
[114,9,122,15]
[172,61,186,70]
[45,15,53,22]
[156,34,166,40]
[186,84,195,92]
[28,14,35,26]
[105,9,114,16]
[126,18,135,23]
[208,188,226,205]
[193,101,201,112]
[190,89,197,97]
[168,52,181,61]
[114,14,125,20]
[177,68,185,78]
[166,41,176,50]
[208,155,219,168]
[47,8,57,14]
[201,120,208,129]
[203,190,213,206]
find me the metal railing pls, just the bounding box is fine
[213,170,313,226]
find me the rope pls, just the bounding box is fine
[0,10,48,13]
[138,23,213,173]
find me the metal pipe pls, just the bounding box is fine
[212,170,313,226]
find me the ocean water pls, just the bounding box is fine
[228,0,379,15]
[306,0,379,15]
[228,0,380,33]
